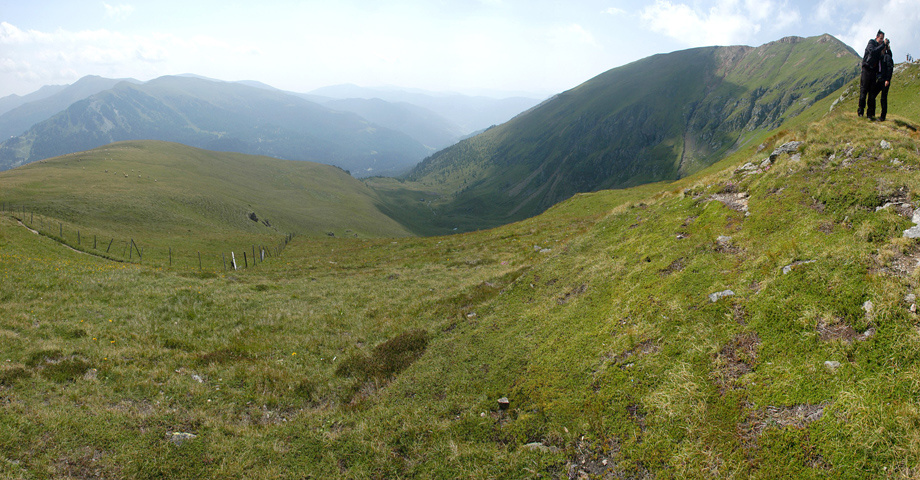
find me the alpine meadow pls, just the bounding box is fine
[3,33,920,479]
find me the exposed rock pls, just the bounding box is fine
[711,192,749,213]
[523,442,556,453]
[904,210,920,238]
[782,260,816,274]
[167,432,197,446]
[709,290,735,303]
[735,162,761,176]
[881,140,892,150]
[769,141,803,161]
[824,360,842,371]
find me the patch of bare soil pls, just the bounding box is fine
[738,403,827,448]
[871,244,920,278]
[55,447,119,480]
[816,318,875,343]
[558,284,588,305]
[659,258,685,276]
[563,438,652,480]
[612,340,660,367]
[712,332,760,394]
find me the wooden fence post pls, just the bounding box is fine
[231,252,237,270]
[243,252,248,268]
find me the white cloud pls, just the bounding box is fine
[0,22,53,44]
[0,21,260,92]
[838,0,920,56]
[639,0,801,46]
[103,3,135,21]
[550,24,598,47]
[603,7,626,15]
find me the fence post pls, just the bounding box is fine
[78,231,81,245]
[243,251,248,268]
[231,252,237,270]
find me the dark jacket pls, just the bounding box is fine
[863,39,887,70]
[880,49,894,82]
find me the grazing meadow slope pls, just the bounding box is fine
[2,66,920,479]
[0,140,412,267]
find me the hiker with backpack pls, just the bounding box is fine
[858,29,888,120]
[877,41,894,122]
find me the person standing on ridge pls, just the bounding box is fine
[878,42,894,121]
[858,29,887,119]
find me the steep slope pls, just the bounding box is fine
[0,140,412,264]
[2,64,920,479]
[403,34,859,229]
[0,76,430,176]
[0,75,140,139]
[324,97,465,150]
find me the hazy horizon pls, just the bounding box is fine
[2,0,918,99]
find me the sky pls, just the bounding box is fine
[1,0,918,99]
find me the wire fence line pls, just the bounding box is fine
[2,202,295,271]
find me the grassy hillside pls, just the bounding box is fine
[397,35,859,232]
[0,140,412,267]
[2,65,920,479]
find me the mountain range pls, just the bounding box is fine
[0,76,434,176]
[400,34,860,230]
[0,77,542,177]
[0,34,862,235]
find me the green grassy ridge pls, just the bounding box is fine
[4,98,920,478]
[395,35,859,233]
[0,140,412,267]
[340,106,920,476]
